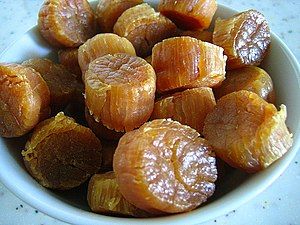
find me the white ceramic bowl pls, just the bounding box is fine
[0,1,299,225]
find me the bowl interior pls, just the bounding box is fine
[0,1,299,225]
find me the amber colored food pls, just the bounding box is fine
[152,37,227,93]
[213,10,271,70]
[145,55,152,65]
[22,58,79,111]
[58,48,82,79]
[215,66,275,103]
[88,172,150,217]
[96,0,143,33]
[114,3,177,57]
[85,108,124,141]
[0,63,50,137]
[179,30,213,42]
[158,0,217,30]
[203,90,293,173]
[38,0,97,47]
[22,112,102,190]
[151,87,216,133]
[78,33,136,78]
[85,53,156,132]
[113,119,217,214]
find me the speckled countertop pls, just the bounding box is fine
[0,0,300,225]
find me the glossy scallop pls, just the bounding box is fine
[87,172,149,217]
[78,33,136,77]
[151,87,216,133]
[85,53,156,132]
[58,48,82,79]
[22,112,102,190]
[214,66,275,103]
[152,37,227,93]
[213,10,271,70]
[203,90,293,173]
[158,0,217,30]
[96,0,143,33]
[114,3,177,57]
[0,63,50,137]
[22,58,78,111]
[179,30,213,42]
[38,0,97,47]
[113,119,217,214]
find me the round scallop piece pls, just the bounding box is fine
[85,53,156,132]
[113,119,217,214]
[213,10,271,70]
[114,3,177,57]
[87,172,150,217]
[78,33,136,78]
[152,37,227,93]
[151,87,216,133]
[22,112,102,190]
[38,0,97,47]
[179,30,213,43]
[158,0,217,30]
[203,90,293,173]
[22,58,79,111]
[58,48,82,79]
[214,66,275,103]
[0,63,50,137]
[96,0,143,33]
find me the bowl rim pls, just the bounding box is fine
[0,2,300,225]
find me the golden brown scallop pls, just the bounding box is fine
[203,90,293,173]
[38,0,97,47]
[22,112,102,190]
[114,3,177,57]
[0,63,50,137]
[213,10,271,70]
[58,48,82,79]
[85,53,156,132]
[114,119,217,214]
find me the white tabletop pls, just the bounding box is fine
[0,0,299,225]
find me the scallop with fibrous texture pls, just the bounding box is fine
[0,63,50,138]
[22,58,78,111]
[113,119,217,214]
[158,0,217,30]
[38,0,97,47]
[179,30,213,42]
[22,112,102,190]
[85,53,156,132]
[58,48,82,79]
[87,172,150,217]
[203,90,293,173]
[152,37,227,93]
[85,108,124,141]
[78,33,136,78]
[114,3,177,57]
[213,10,271,70]
[96,0,143,33]
[214,66,275,103]
[151,87,216,133]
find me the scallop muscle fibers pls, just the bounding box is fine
[151,87,216,133]
[22,112,102,190]
[213,10,271,70]
[152,37,227,93]
[85,53,156,132]
[38,0,97,47]
[113,119,217,214]
[0,63,50,137]
[78,33,136,77]
[203,90,293,173]
[114,3,177,57]
[158,0,217,30]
